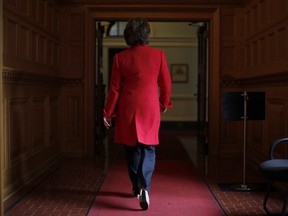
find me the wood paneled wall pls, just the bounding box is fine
[2,0,62,198]
[220,0,288,179]
[2,0,288,202]
[3,0,60,73]
[241,0,288,77]
[60,6,86,156]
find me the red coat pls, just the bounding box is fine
[103,45,172,146]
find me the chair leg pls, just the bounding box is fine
[263,181,273,215]
[281,192,288,216]
[263,181,288,216]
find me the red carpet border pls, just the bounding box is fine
[88,160,224,216]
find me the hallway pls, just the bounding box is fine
[2,0,288,214]
[4,129,284,215]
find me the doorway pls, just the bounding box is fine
[94,19,210,173]
[85,6,220,177]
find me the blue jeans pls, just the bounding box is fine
[125,143,156,193]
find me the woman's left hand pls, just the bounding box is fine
[160,107,167,113]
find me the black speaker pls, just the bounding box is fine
[222,92,265,121]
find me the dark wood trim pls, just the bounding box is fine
[85,4,221,178]
[221,71,288,87]
[2,69,83,86]
[60,0,245,5]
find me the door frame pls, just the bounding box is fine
[84,4,220,177]
[0,0,4,214]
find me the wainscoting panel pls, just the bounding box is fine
[2,98,8,173]
[242,0,288,76]
[265,97,287,155]
[246,120,265,166]
[61,84,84,156]
[60,7,85,78]
[3,17,17,57]
[49,96,60,147]
[31,97,47,154]
[3,0,60,74]
[8,97,30,166]
[2,72,62,198]
[2,0,62,199]
[220,8,238,77]
[68,95,83,141]
[220,120,242,156]
[219,1,288,177]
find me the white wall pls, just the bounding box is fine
[101,22,199,122]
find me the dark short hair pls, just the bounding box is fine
[124,18,150,47]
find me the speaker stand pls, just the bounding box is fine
[230,91,258,191]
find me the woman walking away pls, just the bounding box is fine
[103,17,172,210]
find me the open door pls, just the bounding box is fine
[95,22,105,153]
[197,23,209,174]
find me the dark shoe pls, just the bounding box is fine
[139,189,149,210]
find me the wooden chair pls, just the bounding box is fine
[260,138,288,216]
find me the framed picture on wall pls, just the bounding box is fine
[170,64,188,83]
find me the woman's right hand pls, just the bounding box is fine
[103,116,112,129]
